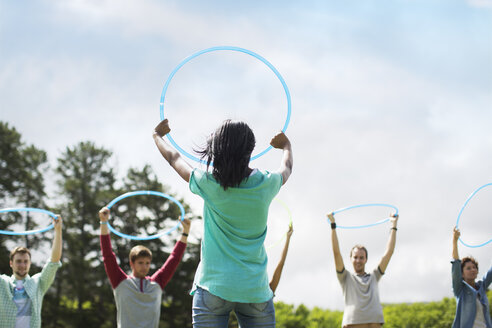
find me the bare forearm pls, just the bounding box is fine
[269,262,284,293]
[270,248,289,293]
[280,237,291,262]
[452,239,459,260]
[153,133,191,182]
[331,230,344,272]
[50,229,62,262]
[153,133,181,165]
[379,229,397,272]
[279,144,293,185]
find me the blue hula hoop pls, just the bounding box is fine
[106,190,185,241]
[455,183,492,248]
[160,46,292,164]
[0,207,57,236]
[329,203,399,229]
[266,198,293,250]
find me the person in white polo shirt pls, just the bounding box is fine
[327,212,398,328]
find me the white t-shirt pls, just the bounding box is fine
[473,295,487,328]
[337,267,384,327]
[13,280,32,328]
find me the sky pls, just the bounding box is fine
[1,0,492,310]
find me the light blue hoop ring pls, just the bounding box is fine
[0,207,57,235]
[160,46,292,164]
[455,182,492,248]
[106,190,185,240]
[329,203,399,229]
[266,198,293,250]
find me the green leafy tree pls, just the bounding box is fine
[46,141,117,327]
[275,302,310,328]
[0,122,24,201]
[307,306,343,328]
[383,297,456,328]
[0,122,48,272]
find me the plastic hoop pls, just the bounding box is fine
[329,203,399,229]
[0,208,57,235]
[160,46,292,164]
[455,183,492,248]
[106,190,185,240]
[266,198,293,250]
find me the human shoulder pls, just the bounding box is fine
[190,168,215,184]
[336,267,348,284]
[253,169,282,185]
[0,274,12,284]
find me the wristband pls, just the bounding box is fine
[391,227,397,231]
[100,221,108,225]
[331,222,336,230]
[182,232,189,237]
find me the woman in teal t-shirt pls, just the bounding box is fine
[153,119,293,328]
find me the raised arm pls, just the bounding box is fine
[152,218,191,289]
[50,215,63,263]
[153,119,193,183]
[451,227,464,296]
[452,227,460,260]
[270,132,293,185]
[269,223,293,293]
[378,214,398,273]
[99,207,127,289]
[37,215,63,294]
[327,213,344,272]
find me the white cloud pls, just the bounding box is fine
[50,0,269,49]
[467,0,492,8]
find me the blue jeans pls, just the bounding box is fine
[192,287,276,328]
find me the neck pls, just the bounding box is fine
[465,278,476,287]
[14,273,26,280]
[132,272,145,279]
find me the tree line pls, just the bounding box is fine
[274,292,492,328]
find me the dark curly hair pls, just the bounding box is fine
[197,120,255,190]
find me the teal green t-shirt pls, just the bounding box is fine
[189,168,283,303]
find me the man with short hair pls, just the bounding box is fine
[98,207,190,328]
[0,216,63,328]
[327,213,398,328]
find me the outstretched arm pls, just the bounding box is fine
[98,207,127,289]
[378,214,399,273]
[269,224,293,293]
[152,218,191,289]
[50,215,63,263]
[153,119,193,183]
[270,132,293,185]
[327,213,344,272]
[451,227,463,297]
[452,227,460,260]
